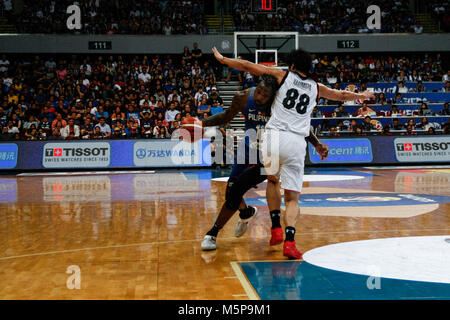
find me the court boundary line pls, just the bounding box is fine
[0,237,237,261]
[363,165,450,170]
[1,227,449,261]
[16,171,156,177]
[230,262,260,300]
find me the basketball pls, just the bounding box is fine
[179,117,204,142]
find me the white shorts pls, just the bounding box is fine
[261,129,307,193]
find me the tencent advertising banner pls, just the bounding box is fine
[0,143,18,169]
[309,138,373,164]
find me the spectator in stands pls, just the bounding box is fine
[418,102,433,116]
[404,124,417,136]
[95,117,112,138]
[442,121,450,135]
[391,118,403,131]
[442,81,450,93]
[95,105,109,119]
[23,124,38,140]
[377,92,388,105]
[354,103,376,117]
[0,55,10,73]
[427,127,436,135]
[417,117,433,131]
[328,127,340,137]
[111,121,125,139]
[396,81,408,94]
[192,42,203,63]
[414,81,426,93]
[405,119,417,130]
[0,125,12,140]
[138,68,151,84]
[354,126,366,136]
[165,102,180,122]
[208,89,224,108]
[154,89,167,105]
[61,118,80,140]
[197,97,211,117]
[334,105,350,117]
[92,126,104,139]
[393,93,404,104]
[23,115,39,131]
[362,116,374,131]
[381,125,393,136]
[210,102,224,116]
[125,119,139,138]
[388,105,402,117]
[80,117,94,139]
[40,116,51,137]
[439,102,450,115]
[51,113,67,129]
[140,112,154,138]
[243,72,257,89]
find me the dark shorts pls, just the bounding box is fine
[228,162,267,190]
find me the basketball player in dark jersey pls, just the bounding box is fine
[200,74,329,251]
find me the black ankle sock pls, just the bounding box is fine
[270,210,281,229]
[285,226,296,242]
[206,224,222,237]
[239,207,254,220]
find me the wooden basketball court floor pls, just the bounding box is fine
[0,166,449,300]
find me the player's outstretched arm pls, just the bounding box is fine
[305,129,329,160]
[318,83,375,102]
[201,90,248,127]
[212,47,285,82]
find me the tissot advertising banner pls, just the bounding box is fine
[394,137,450,162]
[42,142,111,168]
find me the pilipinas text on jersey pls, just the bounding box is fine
[243,87,270,149]
[266,71,318,136]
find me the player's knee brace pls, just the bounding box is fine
[225,179,243,211]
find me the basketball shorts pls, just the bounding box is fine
[261,129,307,193]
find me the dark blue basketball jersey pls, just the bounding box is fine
[244,87,271,132]
[243,87,271,148]
[230,87,270,181]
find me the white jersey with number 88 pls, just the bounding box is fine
[266,71,319,136]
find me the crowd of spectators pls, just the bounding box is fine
[0,43,228,141]
[314,102,450,137]
[309,53,448,96]
[233,0,419,34]
[2,0,448,35]
[428,0,450,32]
[8,0,207,35]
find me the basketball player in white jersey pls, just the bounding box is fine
[212,47,375,259]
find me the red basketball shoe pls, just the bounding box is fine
[283,241,303,260]
[269,227,284,246]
